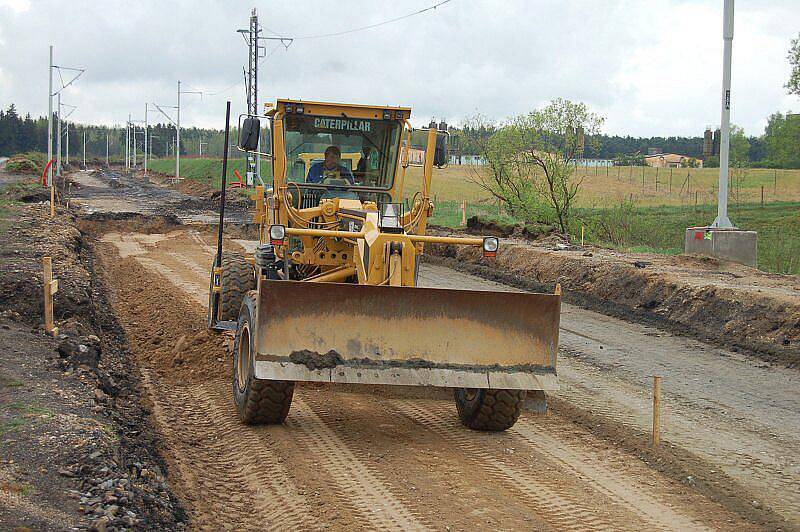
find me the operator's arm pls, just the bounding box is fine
[306,163,322,183]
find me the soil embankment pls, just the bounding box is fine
[0,181,185,530]
[427,226,800,367]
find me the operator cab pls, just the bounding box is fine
[280,101,409,207]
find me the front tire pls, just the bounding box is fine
[219,252,256,321]
[454,388,526,431]
[232,291,294,424]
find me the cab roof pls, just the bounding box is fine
[265,99,411,120]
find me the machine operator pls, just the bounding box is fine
[306,145,355,184]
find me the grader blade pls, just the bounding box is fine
[254,280,560,390]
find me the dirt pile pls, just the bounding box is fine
[0,205,92,326]
[426,230,800,366]
[5,152,46,174]
[464,215,558,241]
[76,211,182,235]
[98,250,228,385]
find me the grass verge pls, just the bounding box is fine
[434,199,800,275]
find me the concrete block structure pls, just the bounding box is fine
[684,227,758,268]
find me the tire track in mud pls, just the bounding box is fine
[395,400,730,532]
[287,396,428,531]
[557,356,800,519]
[509,417,713,531]
[188,230,217,256]
[135,256,207,306]
[99,230,748,530]
[140,370,318,530]
[389,399,628,531]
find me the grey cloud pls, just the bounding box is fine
[0,0,797,136]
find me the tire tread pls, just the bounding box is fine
[455,388,525,431]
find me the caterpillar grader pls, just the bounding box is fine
[207,99,561,431]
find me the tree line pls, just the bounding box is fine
[449,114,799,169]
[1,102,798,168]
[0,104,237,161]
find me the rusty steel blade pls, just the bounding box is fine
[255,280,560,389]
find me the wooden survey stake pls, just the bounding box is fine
[652,375,662,447]
[43,256,59,336]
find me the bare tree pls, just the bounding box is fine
[467,100,604,234]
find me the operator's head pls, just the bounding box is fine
[324,146,341,170]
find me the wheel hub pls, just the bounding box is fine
[236,324,251,392]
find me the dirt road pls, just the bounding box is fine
[420,265,800,525]
[92,227,773,530]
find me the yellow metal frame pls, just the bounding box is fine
[250,99,482,287]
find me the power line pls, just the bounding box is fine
[204,81,243,97]
[284,0,454,40]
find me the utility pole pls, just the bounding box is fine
[237,9,290,187]
[106,132,109,167]
[125,116,130,171]
[65,122,69,166]
[144,103,148,175]
[177,81,181,180]
[47,46,53,186]
[685,0,756,267]
[56,93,62,176]
[712,0,735,228]
[199,140,207,157]
[154,84,196,181]
[82,129,86,168]
[245,9,260,186]
[49,50,84,180]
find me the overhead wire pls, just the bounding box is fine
[288,0,453,40]
[199,1,453,103]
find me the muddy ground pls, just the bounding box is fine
[2,166,799,530]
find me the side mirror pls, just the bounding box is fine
[433,131,448,168]
[238,117,261,152]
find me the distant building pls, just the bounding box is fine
[644,153,702,168]
[647,147,663,155]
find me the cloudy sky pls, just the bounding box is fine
[0,0,797,136]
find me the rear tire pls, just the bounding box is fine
[219,251,256,321]
[454,388,526,431]
[233,291,294,424]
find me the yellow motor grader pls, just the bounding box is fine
[207,99,561,431]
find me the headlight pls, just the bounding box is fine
[482,237,499,257]
[269,224,286,245]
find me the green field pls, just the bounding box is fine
[150,157,799,274]
[148,157,273,190]
[154,157,800,205]
[431,199,800,275]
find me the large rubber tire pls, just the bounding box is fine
[454,388,526,431]
[219,251,256,321]
[233,291,294,424]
